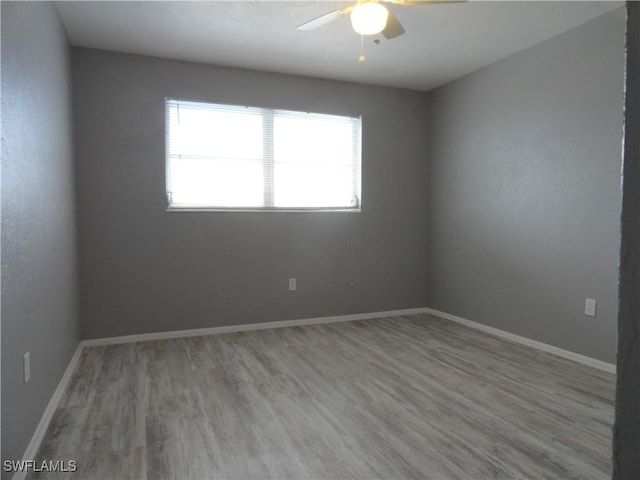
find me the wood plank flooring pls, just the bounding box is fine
[30,314,615,479]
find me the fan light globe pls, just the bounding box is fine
[351,3,389,35]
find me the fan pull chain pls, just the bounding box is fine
[358,34,366,62]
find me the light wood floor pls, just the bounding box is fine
[31,314,614,479]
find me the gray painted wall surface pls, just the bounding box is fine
[614,3,640,478]
[426,9,625,363]
[72,49,430,339]
[1,2,80,472]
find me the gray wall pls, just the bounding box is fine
[72,49,430,339]
[1,2,80,472]
[614,2,640,478]
[426,8,625,363]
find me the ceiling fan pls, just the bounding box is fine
[297,0,465,41]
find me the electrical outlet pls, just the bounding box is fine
[23,352,31,384]
[289,278,296,291]
[585,298,597,317]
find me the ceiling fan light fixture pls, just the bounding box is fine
[350,2,389,35]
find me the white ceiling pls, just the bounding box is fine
[55,1,623,92]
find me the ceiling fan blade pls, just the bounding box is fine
[382,10,405,39]
[383,0,467,5]
[296,7,350,31]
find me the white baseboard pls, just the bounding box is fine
[422,307,616,374]
[80,307,429,347]
[14,343,84,480]
[82,306,615,374]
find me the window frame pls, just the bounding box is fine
[165,98,362,213]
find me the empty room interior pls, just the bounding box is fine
[2,1,639,479]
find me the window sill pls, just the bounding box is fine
[166,206,361,213]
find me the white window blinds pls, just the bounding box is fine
[166,99,362,211]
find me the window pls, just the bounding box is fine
[165,99,362,211]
